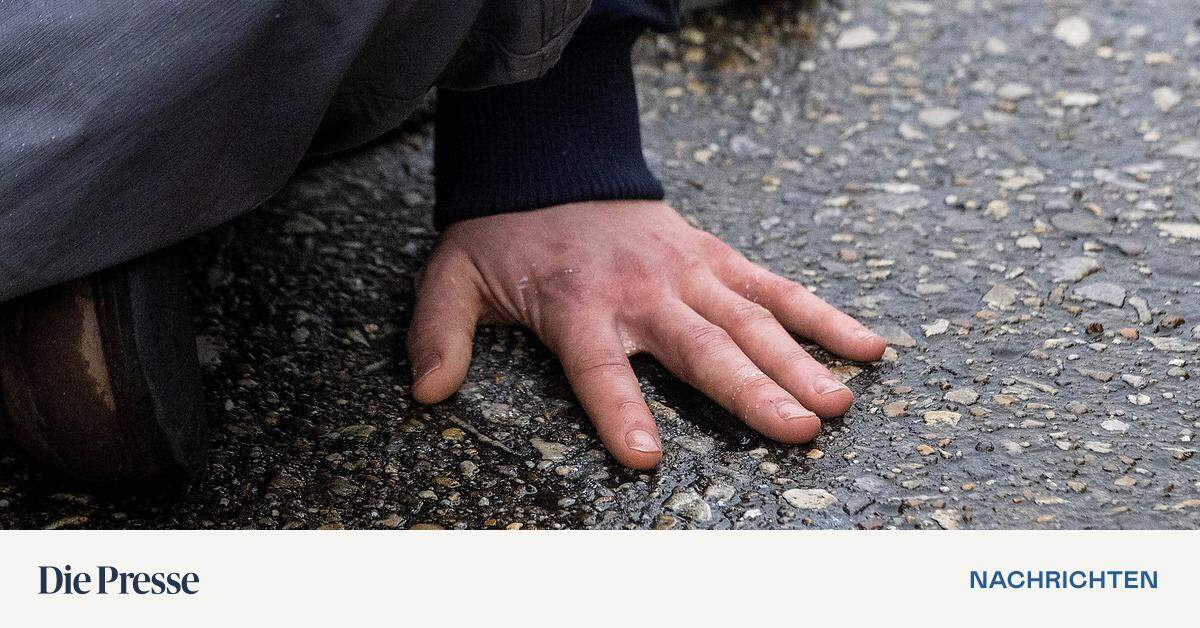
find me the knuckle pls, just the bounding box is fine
[684,323,735,354]
[570,353,631,381]
[775,347,816,371]
[696,231,733,258]
[728,300,776,329]
[730,368,776,406]
[779,283,818,313]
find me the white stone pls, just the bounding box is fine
[1101,419,1130,433]
[919,107,961,128]
[1052,256,1100,283]
[1060,92,1100,108]
[996,82,1034,101]
[983,284,1018,309]
[1156,222,1200,240]
[836,25,880,50]
[922,318,950,337]
[1053,17,1092,48]
[923,410,962,427]
[782,488,837,510]
[664,489,712,522]
[1153,87,1182,112]
[1016,235,1042,250]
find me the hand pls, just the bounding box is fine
[407,201,886,469]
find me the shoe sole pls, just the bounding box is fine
[0,252,208,482]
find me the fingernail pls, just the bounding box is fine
[777,401,814,421]
[855,328,882,341]
[413,353,442,385]
[625,429,661,453]
[815,376,847,395]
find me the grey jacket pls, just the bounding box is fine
[0,0,591,302]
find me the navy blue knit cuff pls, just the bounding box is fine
[433,27,663,230]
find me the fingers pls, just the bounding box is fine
[641,301,821,444]
[551,316,662,470]
[715,251,886,363]
[408,252,482,404]
[688,281,855,418]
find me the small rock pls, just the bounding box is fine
[931,509,961,530]
[783,488,838,510]
[1016,235,1042,250]
[1101,419,1129,433]
[983,284,1018,309]
[1120,374,1147,389]
[944,388,980,405]
[996,82,1034,101]
[1147,336,1200,353]
[664,489,712,522]
[1153,87,1182,112]
[327,477,358,497]
[919,107,961,129]
[1156,222,1200,240]
[530,438,572,462]
[923,410,961,427]
[1052,256,1100,283]
[922,318,950,337]
[1074,282,1126,307]
[1053,17,1092,48]
[836,25,880,50]
[873,323,917,348]
[1060,92,1100,108]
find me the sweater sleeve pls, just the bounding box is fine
[433,0,680,229]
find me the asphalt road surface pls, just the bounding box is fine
[2,0,1199,529]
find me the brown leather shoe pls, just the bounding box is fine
[0,252,208,482]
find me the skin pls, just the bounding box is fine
[408,200,887,470]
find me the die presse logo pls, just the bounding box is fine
[38,564,199,595]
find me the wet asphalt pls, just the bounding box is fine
[1,0,1198,529]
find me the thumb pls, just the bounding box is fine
[408,252,481,404]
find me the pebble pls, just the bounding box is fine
[664,489,712,522]
[983,284,1018,309]
[996,82,1034,101]
[1053,17,1092,48]
[1153,87,1181,112]
[1074,282,1126,307]
[1147,336,1200,353]
[782,488,838,510]
[922,318,950,337]
[1101,419,1130,433]
[931,509,961,530]
[1051,256,1100,283]
[530,438,572,462]
[1156,222,1200,240]
[836,25,880,50]
[1060,92,1100,108]
[874,323,917,348]
[918,107,961,128]
[944,388,980,405]
[1120,374,1147,389]
[1016,235,1042,250]
[923,410,962,427]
